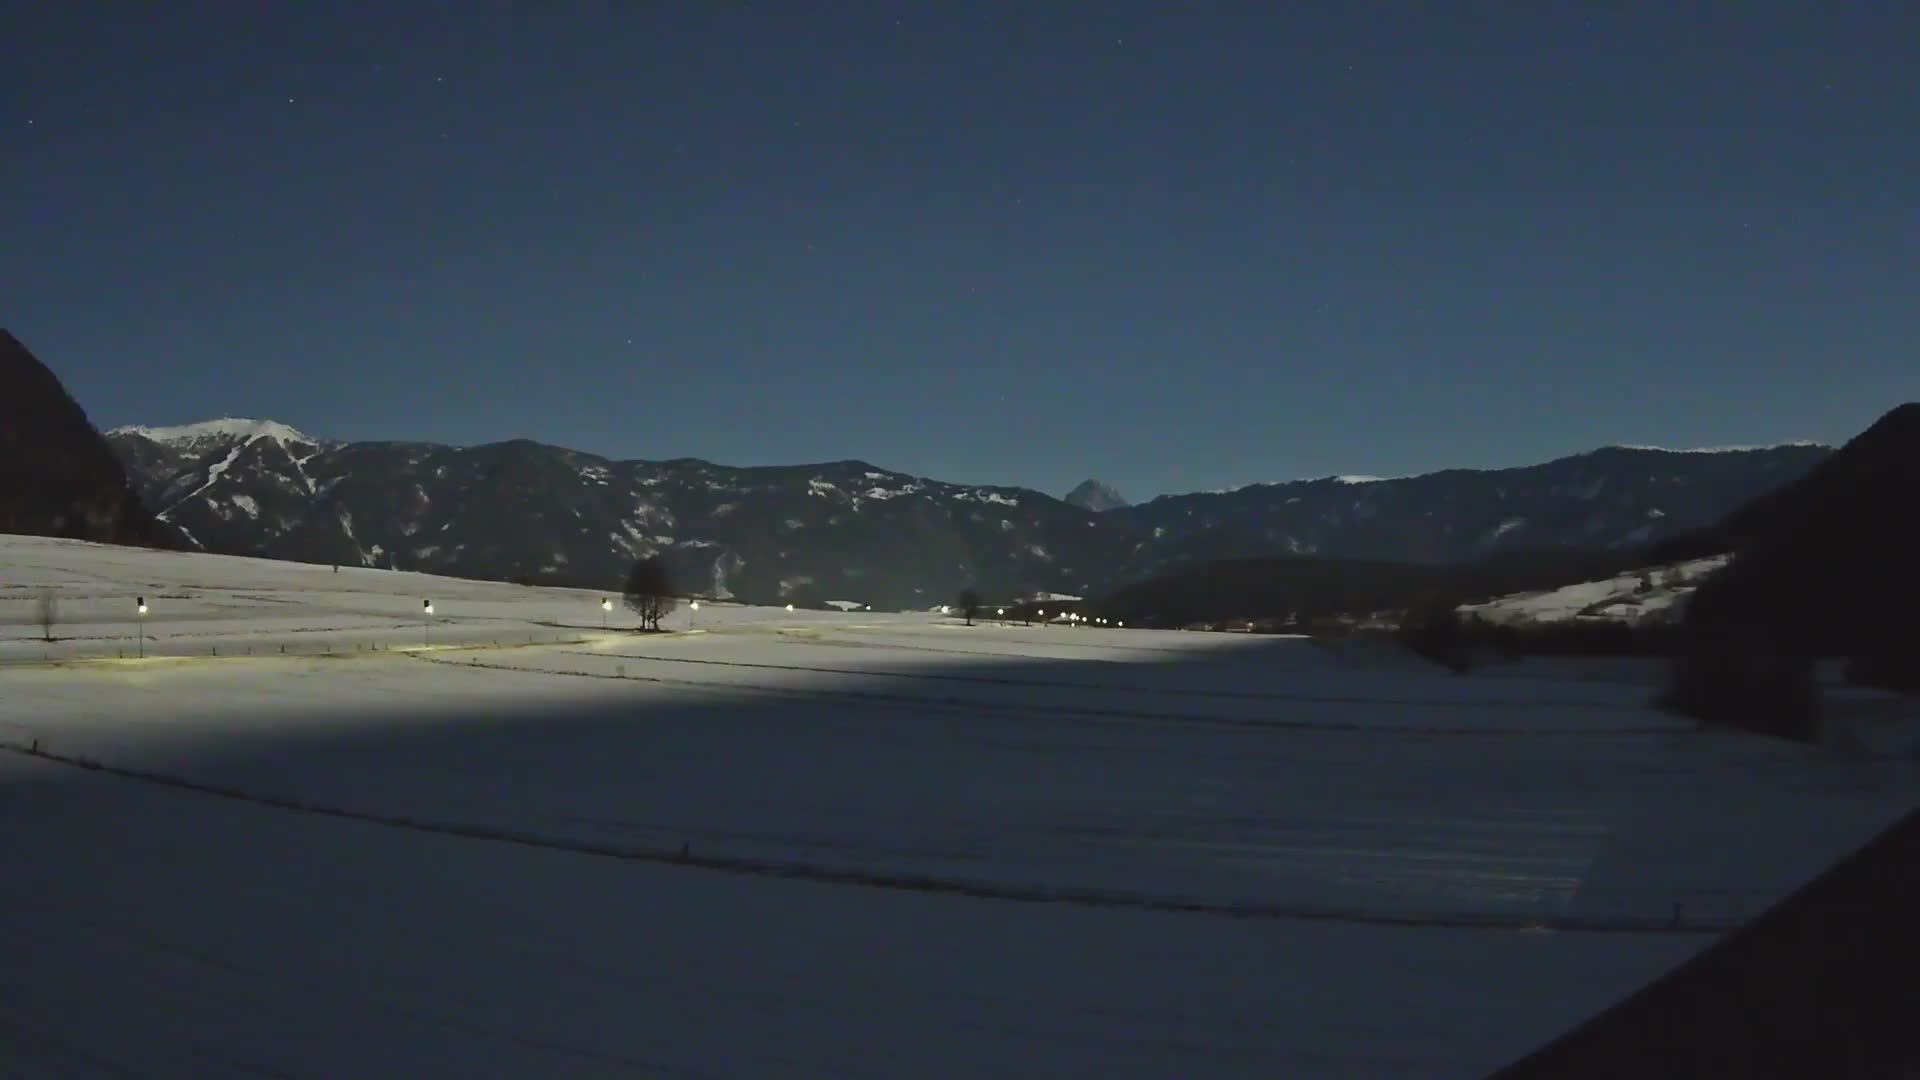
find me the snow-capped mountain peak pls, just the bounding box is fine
[110,417,320,449]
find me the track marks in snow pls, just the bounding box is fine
[419,651,1676,737]
[575,646,1652,713]
[0,740,1731,936]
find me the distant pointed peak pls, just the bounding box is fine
[1064,479,1128,511]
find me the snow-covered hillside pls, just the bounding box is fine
[1459,556,1731,627]
[2,535,1912,1076]
[0,534,914,661]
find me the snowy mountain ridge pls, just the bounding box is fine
[109,417,322,450]
[1606,440,1826,454]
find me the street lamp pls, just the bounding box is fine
[423,599,434,647]
[136,597,147,659]
[689,600,700,631]
[600,597,612,630]
[786,603,794,612]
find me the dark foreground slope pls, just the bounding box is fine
[0,330,169,546]
[1668,404,1920,737]
[1492,809,1920,1080]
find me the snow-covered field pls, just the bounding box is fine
[2,535,1914,1077]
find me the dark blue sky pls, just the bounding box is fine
[6,3,1915,499]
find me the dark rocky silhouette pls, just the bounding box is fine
[1063,479,1129,512]
[0,330,170,547]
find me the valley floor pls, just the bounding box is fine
[1,535,1913,1077]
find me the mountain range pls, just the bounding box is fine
[102,416,1832,609]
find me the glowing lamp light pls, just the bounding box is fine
[136,599,148,615]
[601,598,613,612]
[690,601,701,611]
[423,600,434,615]
[786,603,795,612]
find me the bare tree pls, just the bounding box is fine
[956,587,982,626]
[35,589,58,643]
[623,556,678,632]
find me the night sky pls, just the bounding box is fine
[6,3,1916,500]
